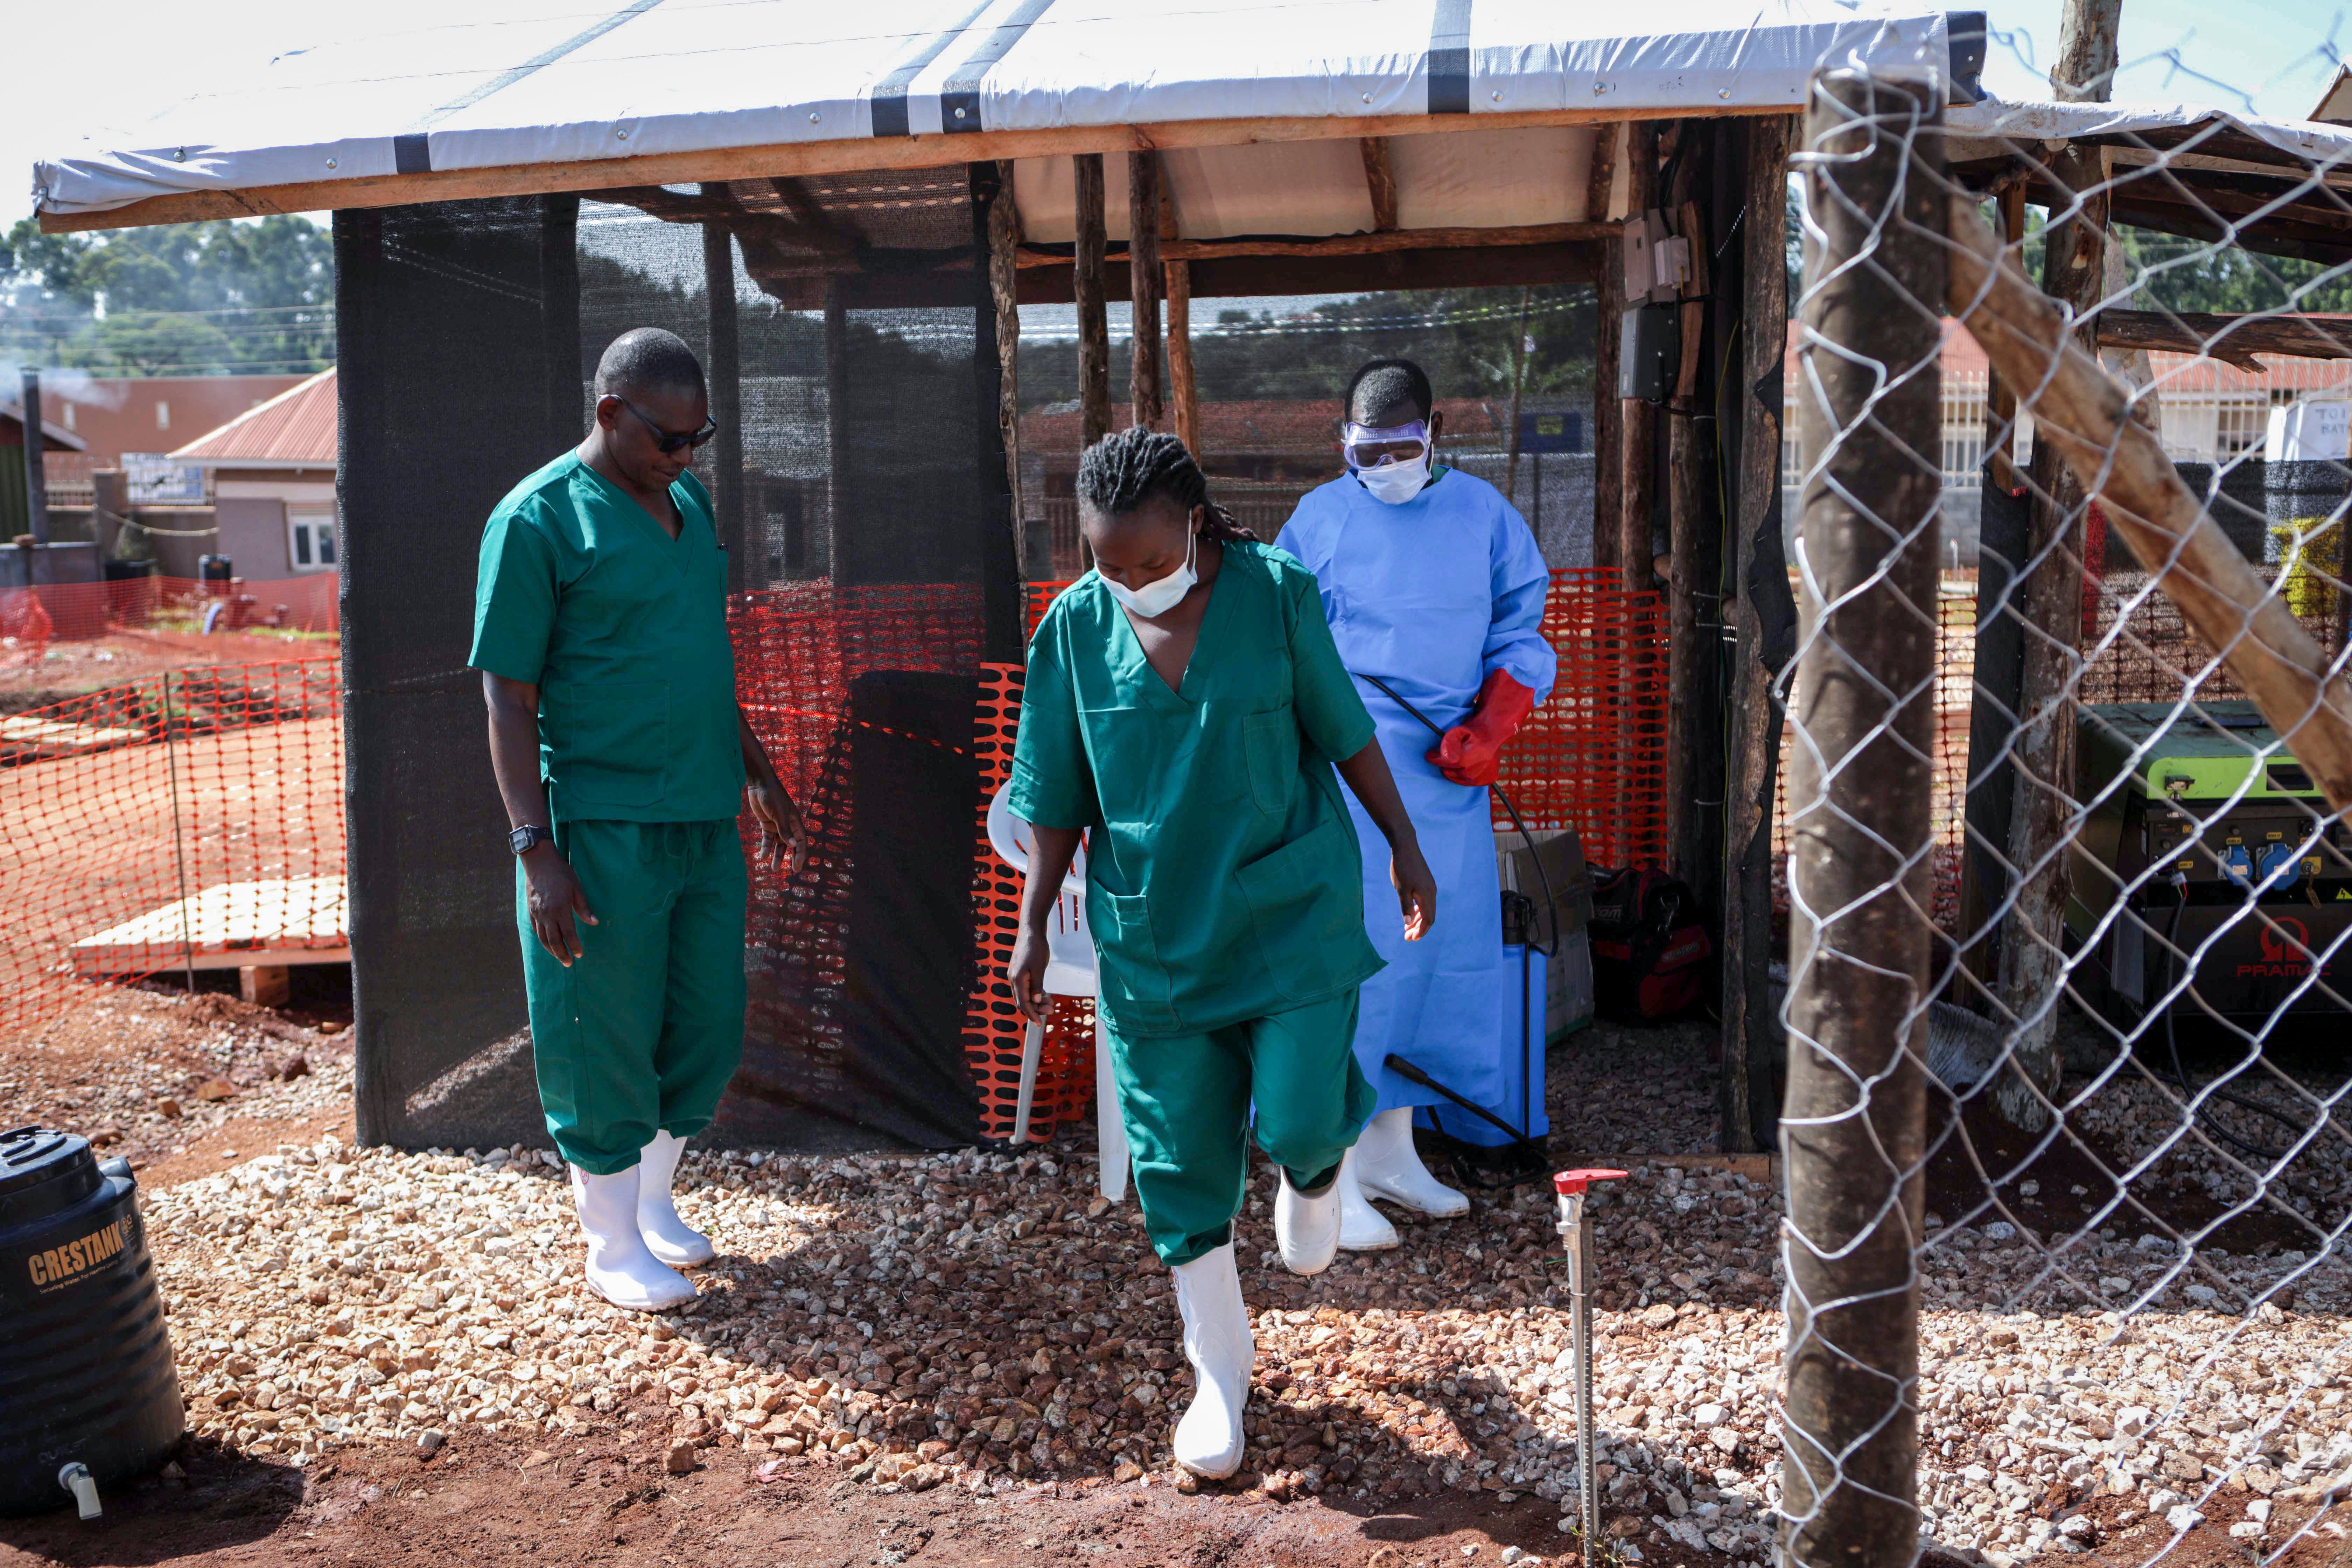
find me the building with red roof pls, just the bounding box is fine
[170,368,339,578]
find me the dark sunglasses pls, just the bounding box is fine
[612,396,719,454]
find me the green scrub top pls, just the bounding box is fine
[469,451,743,824]
[1007,538,1384,1038]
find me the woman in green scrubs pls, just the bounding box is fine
[1007,427,1435,1477]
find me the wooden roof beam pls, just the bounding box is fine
[39,104,1752,234]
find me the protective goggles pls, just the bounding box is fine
[1342,418,1431,469]
[615,396,720,454]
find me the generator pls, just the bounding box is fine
[2066,702,2351,1018]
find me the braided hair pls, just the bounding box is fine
[1075,427,1256,541]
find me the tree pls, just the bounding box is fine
[0,215,335,375]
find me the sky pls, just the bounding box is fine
[5,0,2352,236]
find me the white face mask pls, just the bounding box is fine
[1345,418,1433,505]
[1101,527,1197,618]
[1354,453,1430,505]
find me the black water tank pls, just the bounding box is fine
[0,1127,182,1515]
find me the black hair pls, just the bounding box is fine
[1075,426,1255,541]
[1343,358,1433,424]
[594,327,706,401]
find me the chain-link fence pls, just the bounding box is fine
[1769,55,2352,1568]
[1773,61,2352,1568]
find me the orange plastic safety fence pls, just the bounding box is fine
[1497,568,1670,870]
[0,658,345,1041]
[2,574,341,645]
[1028,568,1672,870]
[1772,578,1978,931]
[728,582,988,1086]
[959,662,1097,1145]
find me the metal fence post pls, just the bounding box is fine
[1780,70,1945,1568]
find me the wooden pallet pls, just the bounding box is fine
[71,876,349,976]
[0,713,145,763]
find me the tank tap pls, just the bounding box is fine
[57,1462,101,1520]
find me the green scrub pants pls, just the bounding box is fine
[1105,989,1376,1266]
[519,818,747,1174]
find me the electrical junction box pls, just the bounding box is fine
[1618,303,1679,403]
[2064,701,2350,1018]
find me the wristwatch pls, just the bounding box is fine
[509,824,554,855]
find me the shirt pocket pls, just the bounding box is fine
[1079,703,1203,821]
[1240,710,1299,817]
[1087,890,1180,1033]
[551,680,670,810]
[1233,815,1365,1003]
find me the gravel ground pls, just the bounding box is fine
[1,982,354,1170]
[10,990,2345,1568]
[140,1126,2349,1568]
[1545,1020,1723,1159]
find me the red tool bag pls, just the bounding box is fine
[1588,867,1713,1022]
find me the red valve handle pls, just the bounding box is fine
[1553,1168,1629,1196]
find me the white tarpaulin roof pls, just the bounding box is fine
[1947,97,2352,172]
[33,0,1970,223]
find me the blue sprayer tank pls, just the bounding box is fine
[0,1126,182,1514]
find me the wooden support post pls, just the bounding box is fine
[2051,0,2123,99]
[20,370,49,549]
[1982,184,2027,493]
[822,277,847,581]
[1618,121,1659,589]
[1127,152,1165,430]
[1073,153,1110,570]
[971,160,1023,663]
[1589,122,1622,574]
[1957,183,2029,996]
[1666,192,1713,886]
[1781,75,1942,1568]
[1994,1,2119,1128]
[1720,113,1795,1154]
[1593,269,1624,575]
[699,194,746,593]
[1073,152,1111,446]
[987,160,1026,576]
[1168,260,1198,457]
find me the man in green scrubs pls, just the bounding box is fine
[472,328,802,1313]
[1007,428,1435,1477]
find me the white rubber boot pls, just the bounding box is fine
[1274,1168,1341,1276]
[1353,1107,1470,1218]
[1170,1243,1253,1478]
[1335,1149,1402,1252]
[636,1130,716,1268]
[570,1164,697,1311]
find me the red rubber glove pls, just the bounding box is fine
[1426,669,1536,788]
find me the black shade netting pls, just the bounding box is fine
[344,172,1018,1154]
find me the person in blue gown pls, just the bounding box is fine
[1273,359,1556,1251]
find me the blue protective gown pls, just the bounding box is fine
[1274,467,1556,1119]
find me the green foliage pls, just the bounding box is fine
[1018,285,1595,413]
[2121,227,2352,315]
[0,215,334,375]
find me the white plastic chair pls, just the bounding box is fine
[985,780,1129,1202]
